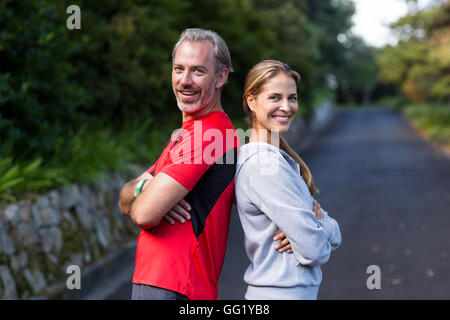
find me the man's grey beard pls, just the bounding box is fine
[176,77,218,113]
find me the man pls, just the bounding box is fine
[119,28,291,300]
[118,28,239,300]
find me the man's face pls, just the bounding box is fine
[172,41,219,115]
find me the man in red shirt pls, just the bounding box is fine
[118,28,239,300]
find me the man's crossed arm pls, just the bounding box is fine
[118,171,192,229]
[118,170,294,253]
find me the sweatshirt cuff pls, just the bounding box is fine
[317,210,341,249]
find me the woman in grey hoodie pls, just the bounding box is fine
[235,60,342,300]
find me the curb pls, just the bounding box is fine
[398,110,450,160]
[31,240,137,300]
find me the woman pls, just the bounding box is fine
[235,60,342,300]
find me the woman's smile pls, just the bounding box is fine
[270,113,293,124]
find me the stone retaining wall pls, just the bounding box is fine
[0,172,140,299]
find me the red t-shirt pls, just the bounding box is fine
[132,111,240,300]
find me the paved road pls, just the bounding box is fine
[107,106,450,300]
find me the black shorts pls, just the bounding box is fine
[131,284,189,300]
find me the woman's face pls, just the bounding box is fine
[247,72,298,135]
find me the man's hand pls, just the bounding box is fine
[164,199,192,225]
[130,172,190,229]
[129,174,192,226]
[118,172,154,217]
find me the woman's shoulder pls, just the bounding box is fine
[236,142,298,178]
[239,142,298,165]
[237,142,282,166]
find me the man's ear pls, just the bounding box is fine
[215,68,229,89]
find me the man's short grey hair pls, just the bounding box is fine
[172,28,234,75]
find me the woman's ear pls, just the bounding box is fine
[246,94,256,112]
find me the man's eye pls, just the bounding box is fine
[289,96,297,101]
[174,66,183,72]
[194,68,204,74]
[269,96,279,100]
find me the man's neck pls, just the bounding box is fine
[182,98,223,122]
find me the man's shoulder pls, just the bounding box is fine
[199,111,236,131]
[196,112,239,152]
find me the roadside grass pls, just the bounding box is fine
[402,103,450,147]
[378,96,450,148]
[0,120,173,205]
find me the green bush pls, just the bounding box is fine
[0,157,65,202]
[0,119,172,204]
[402,103,450,147]
[0,0,358,202]
[376,95,410,111]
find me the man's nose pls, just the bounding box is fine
[180,71,193,86]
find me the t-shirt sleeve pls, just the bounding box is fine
[159,128,217,191]
[146,130,179,176]
[146,162,157,176]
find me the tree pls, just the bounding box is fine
[336,36,379,104]
[377,0,450,103]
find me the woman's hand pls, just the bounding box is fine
[273,232,293,253]
[313,200,324,220]
[272,201,324,253]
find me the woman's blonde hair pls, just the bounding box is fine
[243,60,319,196]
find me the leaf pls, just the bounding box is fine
[0,164,20,184]
[21,158,43,176]
[0,177,24,191]
[26,180,53,190]
[0,157,13,174]
[0,193,16,202]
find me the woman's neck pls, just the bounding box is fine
[249,127,281,146]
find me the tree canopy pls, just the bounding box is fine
[1,0,363,163]
[377,0,450,103]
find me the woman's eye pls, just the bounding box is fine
[289,96,297,101]
[269,96,279,100]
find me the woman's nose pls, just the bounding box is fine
[278,99,291,112]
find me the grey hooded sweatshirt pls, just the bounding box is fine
[235,142,342,300]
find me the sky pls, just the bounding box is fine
[351,0,435,47]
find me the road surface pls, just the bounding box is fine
[107,106,450,300]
